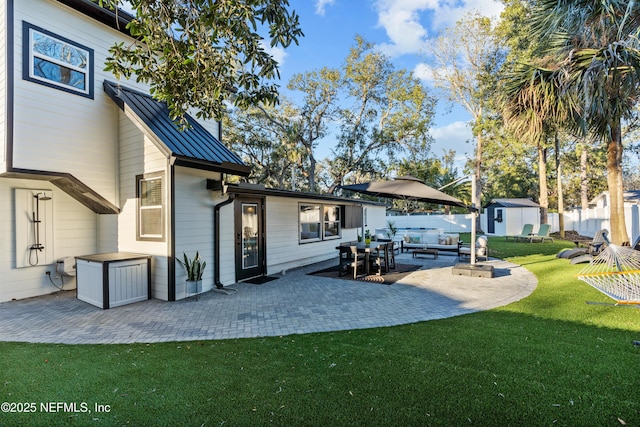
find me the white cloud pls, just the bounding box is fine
[374,0,504,57]
[430,121,473,165]
[261,42,288,67]
[315,0,335,16]
[413,62,435,85]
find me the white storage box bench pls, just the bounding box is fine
[75,252,151,309]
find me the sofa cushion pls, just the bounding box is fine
[422,233,437,245]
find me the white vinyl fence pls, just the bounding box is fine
[387,205,640,243]
[548,205,640,243]
[385,213,472,233]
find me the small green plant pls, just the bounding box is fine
[177,251,206,281]
[386,220,397,239]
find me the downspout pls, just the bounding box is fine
[214,192,235,289]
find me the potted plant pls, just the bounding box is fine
[177,251,206,294]
[364,229,371,245]
[386,220,398,240]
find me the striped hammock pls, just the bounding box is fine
[577,244,640,304]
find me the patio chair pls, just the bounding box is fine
[386,241,396,270]
[339,246,365,279]
[527,224,554,243]
[369,245,384,276]
[458,236,489,262]
[588,229,609,255]
[505,224,534,242]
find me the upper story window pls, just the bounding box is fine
[22,22,94,98]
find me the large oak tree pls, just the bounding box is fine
[102,0,303,124]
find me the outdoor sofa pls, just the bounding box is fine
[399,229,461,253]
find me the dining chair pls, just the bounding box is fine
[386,241,396,270]
[339,246,364,278]
[369,245,384,276]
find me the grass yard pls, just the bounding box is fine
[1,237,639,426]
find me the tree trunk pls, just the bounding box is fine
[475,134,484,233]
[308,155,317,193]
[538,142,548,224]
[607,125,629,245]
[580,143,589,211]
[555,133,564,239]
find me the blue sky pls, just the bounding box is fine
[121,0,505,167]
[268,0,505,165]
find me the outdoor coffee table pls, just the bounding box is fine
[412,248,438,259]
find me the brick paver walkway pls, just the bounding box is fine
[0,254,536,344]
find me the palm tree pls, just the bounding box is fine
[501,59,575,231]
[524,0,640,244]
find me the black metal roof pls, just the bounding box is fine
[104,81,250,176]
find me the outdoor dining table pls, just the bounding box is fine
[337,241,393,275]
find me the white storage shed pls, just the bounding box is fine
[484,198,540,237]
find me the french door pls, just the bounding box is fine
[234,197,265,280]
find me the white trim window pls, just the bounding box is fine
[299,204,321,243]
[299,203,342,243]
[323,205,341,240]
[137,173,164,241]
[23,22,94,98]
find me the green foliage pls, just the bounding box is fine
[223,102,308,190]
[176,251,205,282]
[386,220,397,238]
[521,0,640,243]
[102,0,303,125]
[394,153,470,212]
[325,36,437,191]
[224,36,436,193]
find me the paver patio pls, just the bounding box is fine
[0,253,536,344]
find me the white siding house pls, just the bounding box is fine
[1,0,379,304]
[220,183,386,284]
[0,0,251,303]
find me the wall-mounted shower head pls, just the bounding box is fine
[34,192,51,201]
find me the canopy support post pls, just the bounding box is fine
[471,174,477,266]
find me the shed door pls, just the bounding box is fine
[487,207,495,234]
[235,197,265,281]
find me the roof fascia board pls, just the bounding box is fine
[1,169,120,214]
[226,184,383,205]
[55,0,134,36]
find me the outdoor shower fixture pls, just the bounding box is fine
[29,192,51,265]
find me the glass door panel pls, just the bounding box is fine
[242,203,259,270]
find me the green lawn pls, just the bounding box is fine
[1,237,639,426]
